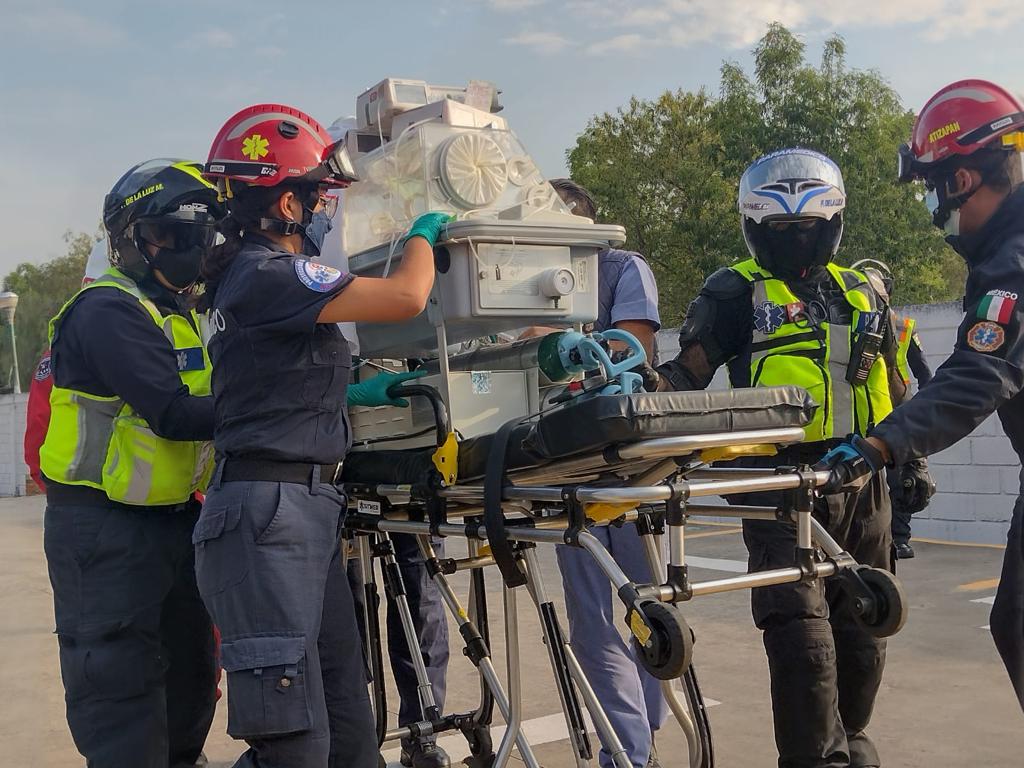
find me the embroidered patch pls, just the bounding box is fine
[294,259,344,293]
[175,347,206,372]
[785,301,805,322]
[967,321,1006,353]
[753,301,786,334]
[34,355,51,381]
[978,290,1018,323]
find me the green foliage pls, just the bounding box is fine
[568,23,961,325]
[1,231,97,391]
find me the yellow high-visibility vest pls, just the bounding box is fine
[40,268,213,505]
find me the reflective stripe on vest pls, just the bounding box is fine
[895,315,916,387]
[732,258,893,442]
[39,268,213,505]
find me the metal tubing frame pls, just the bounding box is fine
[492,584,523,768]
[418,538,540,768]
[522,547,631,768]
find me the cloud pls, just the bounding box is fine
[504,30,574,54]
[566,0,1024,54]
[586,34,649,56]
[182,27,238,50]
[489,0,546,10]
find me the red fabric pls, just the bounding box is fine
[25,350,53,492]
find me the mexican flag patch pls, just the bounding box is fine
[978,290,1017,323]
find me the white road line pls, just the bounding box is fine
[685,556,748,573]
[382,695,722,763]
[971,596,996,605]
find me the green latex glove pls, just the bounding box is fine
[347,369,427,408]
[404,212,455,247]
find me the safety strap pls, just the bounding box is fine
[483,416,530,588]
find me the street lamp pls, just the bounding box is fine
[0,291,20,394]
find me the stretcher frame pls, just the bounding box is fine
[343,423,905,768]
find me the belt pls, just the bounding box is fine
[44,479,197,514]
[220,459,344,486]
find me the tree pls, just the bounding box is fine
[2,231,97,391]
[567,23,962,325]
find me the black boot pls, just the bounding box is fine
[895,542,915,559]
[400,740,451,768]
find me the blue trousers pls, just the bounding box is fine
[44,498,216,768]
[557,523,669,768]
[194,479,377,768]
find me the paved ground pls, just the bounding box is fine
[2,495,1022,767]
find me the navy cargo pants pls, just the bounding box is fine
[194,477,377,768]
[991,486,1024,712]
[733,457,892,768]
[44,498,216,768]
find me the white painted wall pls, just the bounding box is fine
[0,393,28,498]
[657,300,1019,545]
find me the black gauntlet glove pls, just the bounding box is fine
[888,457,936,515]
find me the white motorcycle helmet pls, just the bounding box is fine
[738,149,847,278]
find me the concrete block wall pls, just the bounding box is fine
[0,393,28,498]
[656,299,1019,544]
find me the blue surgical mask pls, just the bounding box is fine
[302,210,334,257]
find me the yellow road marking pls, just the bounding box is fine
[957,578,1000,592]
[913,536,1006,550]
[685,527,743,539]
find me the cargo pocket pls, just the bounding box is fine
[192,502,247,596]
[221,634,312,738]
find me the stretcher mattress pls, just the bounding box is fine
[342,386,815,485]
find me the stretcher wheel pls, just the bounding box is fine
[851,567,908,638]
[632,601,694,681]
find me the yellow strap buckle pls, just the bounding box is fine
[432,432,459,487]
[699,443,778,464]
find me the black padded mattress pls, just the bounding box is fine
[342,386,816,485]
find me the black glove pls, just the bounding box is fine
[888,457,936,514]
[633,362,663,392]
[815,434,886,494]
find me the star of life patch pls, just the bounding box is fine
[753,301,786,334]
[294,259,344,293]
[967,321,1005,353]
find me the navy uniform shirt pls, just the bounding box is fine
[208,236,353,464]
[50,285,213,441]
[872,186,1024,466]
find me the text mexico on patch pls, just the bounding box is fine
[977,289,1017,323]
[295,260,344,293]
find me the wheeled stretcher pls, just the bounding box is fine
[340,383,908,768]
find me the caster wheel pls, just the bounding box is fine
[631,601,694,680]
[852,567,908,638]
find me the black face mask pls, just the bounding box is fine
[762,220,832,280]
[148,245,205,292]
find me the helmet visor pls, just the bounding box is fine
[135,220,218,252]
[897,142,923,183]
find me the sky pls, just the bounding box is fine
[2,0,1024,275]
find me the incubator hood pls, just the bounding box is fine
[343,78,625,358]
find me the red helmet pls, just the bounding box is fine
[899,79,1024,182]
[204,103,356,190]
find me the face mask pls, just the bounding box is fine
[302,209,334,258]
[763,220,829,279]
[150,245,204,292]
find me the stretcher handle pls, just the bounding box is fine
[388,383,450,448]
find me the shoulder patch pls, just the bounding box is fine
[978,290,1018,323]
[34,355,51,382]
[294,259,344,293]
[967,321,1006,353]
